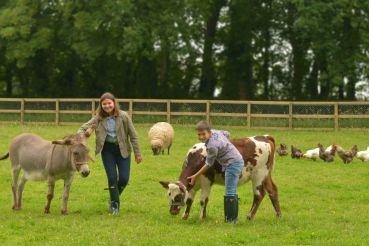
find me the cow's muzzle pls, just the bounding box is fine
[170,205,181,215]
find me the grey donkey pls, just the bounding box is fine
[0,125,95,214]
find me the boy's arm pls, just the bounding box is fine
[188,147,218,185]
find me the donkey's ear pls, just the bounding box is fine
[159,181,170,189]
[84,124,96,138]
[52,139,72,145]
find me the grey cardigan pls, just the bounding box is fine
[78,110,141,158]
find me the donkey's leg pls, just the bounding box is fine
[11,167,21,210]
[16,175,28,210]
[199,179,212,219]
[264,175,282,218]
[61,174,74,215]
[247,173,267,220]
[182,189,196,220]
[44,177,55,214]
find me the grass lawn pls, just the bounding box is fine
[0,124,369,245]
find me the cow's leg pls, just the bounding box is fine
[182,189,196,220]
[199,180,211,219]
[247,173,266,220]
[264,175,282,218]
[61,174,74,215]
[44,178,55,214]
[11,167,21,210]
[16,175,28,210]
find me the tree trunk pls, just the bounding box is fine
[198,0,226,99]
[5,65,13,96]
[307,56,319,100]
[222,0,255,100]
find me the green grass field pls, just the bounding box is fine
[0,124,369,245]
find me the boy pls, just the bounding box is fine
[187,120,244,223]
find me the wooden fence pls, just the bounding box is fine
[0,98,369,131]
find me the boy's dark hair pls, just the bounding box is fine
[195,120,211,132]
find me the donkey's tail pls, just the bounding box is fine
[0,152,9,160]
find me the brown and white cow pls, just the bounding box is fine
[160,136,281,220]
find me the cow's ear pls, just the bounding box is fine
[159,181,170,189]
[178,183,186,193]
[52,139,72,145]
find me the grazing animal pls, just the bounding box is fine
[318,144,337,162]
[0,126,95,214]
[337,145,358,164]
[148,122,174,155]
[160,136,281,220]
[291,145,303,159]
[356,147,369,162]
[303,145,320,161]
[276,144,288,156]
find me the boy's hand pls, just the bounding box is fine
[187,175,197,186]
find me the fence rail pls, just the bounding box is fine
[0,98,369,130]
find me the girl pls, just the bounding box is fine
[79,92,143,214]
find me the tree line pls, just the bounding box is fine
[0,0,368,100]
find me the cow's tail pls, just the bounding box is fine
[0,152,9,160]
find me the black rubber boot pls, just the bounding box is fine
[109,186,120,215]
[224,195,239,223]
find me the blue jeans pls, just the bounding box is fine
[101,142,131,194]
[225,160,244,196]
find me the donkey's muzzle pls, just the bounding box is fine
[81,170,90,177]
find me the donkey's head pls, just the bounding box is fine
[52,125,96,177]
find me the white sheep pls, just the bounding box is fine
[148,122,174,155]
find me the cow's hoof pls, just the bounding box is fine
[276,212,282,218]
[12,206,21,211]
[247,214,253,220]
[61,210,68,215]
[44,208,50,214]
[182,213,189,220]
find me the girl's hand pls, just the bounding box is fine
[187,175,197,186]
[135,155,143,164]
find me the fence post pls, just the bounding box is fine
[247,102,251,129]
[20,99,25,125]
[129,100,133,118]
[289,103,293,130]
[91,100,95,117]
[334,103,339,131]
[55,99,59,125]
[167,100,171,123]
[206,101,210,122]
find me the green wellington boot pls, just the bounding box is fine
[224,195,239,223]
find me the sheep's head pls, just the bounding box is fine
[151,139,164,155]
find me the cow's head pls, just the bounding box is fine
[52,125,96,177]
[159,181,188,215]
[159,143,207,215]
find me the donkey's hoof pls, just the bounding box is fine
[44,208,50,214]
[276,212,282,218]
[12,205,21,211]
[61,210,68,215]
[182,213,189,220]
[247,214,253,220]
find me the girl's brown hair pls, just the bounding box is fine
[96,92,121,119]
